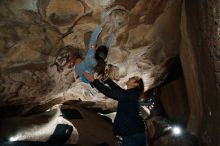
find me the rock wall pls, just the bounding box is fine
[160,78,189,123]
[0,0,182,109]
[0,0,219,145]
[179,0,220,145]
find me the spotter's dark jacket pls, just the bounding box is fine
[92,78,145,136]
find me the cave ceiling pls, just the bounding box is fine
[0,0,182,114]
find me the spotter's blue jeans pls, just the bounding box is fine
[120,132,148,146]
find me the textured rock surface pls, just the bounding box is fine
[0,106,78,144]
[179,0,220,145]
[0,0,219,145]
[0,0,181,108]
